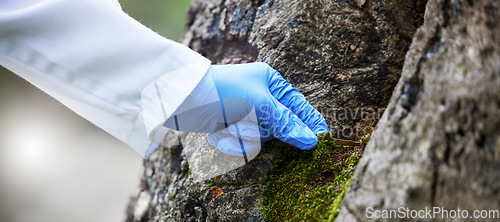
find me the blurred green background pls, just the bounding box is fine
[120,0,192,41]
[0,1,192,222]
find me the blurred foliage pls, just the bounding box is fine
[119,0,192,41]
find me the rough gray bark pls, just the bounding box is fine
[124,0,426,221]
[183,0,427,141]
[337,0,500,221]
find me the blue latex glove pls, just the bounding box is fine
[164,62,329,155]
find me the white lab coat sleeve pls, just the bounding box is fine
[0,0,212,158]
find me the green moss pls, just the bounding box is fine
[261,133,361,221]
[328,177,352,222]
[360,132,372,145]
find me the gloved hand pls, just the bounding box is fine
[163,62,329,156]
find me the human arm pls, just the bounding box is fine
[0,0,210,157]
[0,0,329,159]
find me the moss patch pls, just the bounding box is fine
[360,132,372,145]
[261,133,364,221]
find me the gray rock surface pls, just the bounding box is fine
[125,0,426,221]
[337,0,500,221]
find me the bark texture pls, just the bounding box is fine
[337,0,500,221]
[125,0,426,221]
[183,0,427,140]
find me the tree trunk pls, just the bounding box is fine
[182,0,427,141]
[124,0,427,221]
[338,0,500,221]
